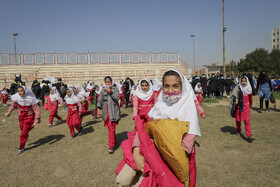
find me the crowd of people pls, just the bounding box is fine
[1,70,279,186]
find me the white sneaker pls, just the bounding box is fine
[46,124,52,127]
[18,148,25,154]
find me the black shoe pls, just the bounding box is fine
[258,109,263,113]
[18,148,25,154]
[247,137,255,143]
[266,108,270,112]
[78,127,83,136]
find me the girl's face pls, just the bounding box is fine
[66,89,71,97]
[198,84,201,88]
[241,78,247,86]
[50,89,54,94]
[105,78,112,86]
[73,87,78,95]
[163,75,182,94]
[18,87,25,97]
[95,86,99,91]
[141,82,149,92]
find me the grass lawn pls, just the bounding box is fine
[0,96,279,186]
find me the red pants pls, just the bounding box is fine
[94,109,98,119]
[188,145,197,187]
[68,123,81,136]
[236,120,252,137]
[49,112,62,125]
[107,121,118,147]
[19,117,34,149]
[2,94,8,104]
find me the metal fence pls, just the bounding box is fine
[0,52,180,65]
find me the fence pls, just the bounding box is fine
[0,52,180,65]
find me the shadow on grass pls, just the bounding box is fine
[27,134,65,150]
[120,113,128,118]
[52,119,66,127]
[80,126,94,135]
[115,131,129,151]
[220,126,248,141]
[83,120,101,127]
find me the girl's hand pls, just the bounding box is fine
[133,147,145,172]
[202,114,206,119]
[4,112,10,118]
[235,99,238,103]
[105,86,111,92]
[97,109,102,116]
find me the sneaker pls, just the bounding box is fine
[78,127,83,136]
[258,109,263,113]
[108,147,114,154]
[46,124,52,127]
[69,134,76,140]
[247,136,255,143]
[18,148,25,154]
[266,108,270,112]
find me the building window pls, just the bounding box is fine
[278,32,279,35]
[278,44,279,48]
[278,38,279,41]
[273,45,275,48]
[273,39,275,42]
[273,33,275,36]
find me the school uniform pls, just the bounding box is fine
[8,86,40,151]
[1,88,9,105]
[97,79,120,149]
[44,87,63,125]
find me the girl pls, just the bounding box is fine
[4,86,40,154]
[257,71,272,112]
[194,82,203,105]
[44,86,64,127]
[74,85,92,118]
[132,78,157,120]
[1,86,9,106]
[116,70,203,187]
[86,81,95,104]
[129,85,137,106]
[97,76,120,154]
[65,88,83,139]
[152,77,162,98]
[231,76,254,143]
[225,75,233,98]
[118,81,125,108]
[94,84,102,119]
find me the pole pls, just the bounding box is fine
[223,0,226,76]
[190,35,195,75]
[12,33,18,64]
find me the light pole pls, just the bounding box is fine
[12,33,19,64]
[222,0,226,77]
[190,34,195,75]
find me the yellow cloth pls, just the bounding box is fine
[145,118,190,184]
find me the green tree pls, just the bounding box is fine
[269,49,280,76]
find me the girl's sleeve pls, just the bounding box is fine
[132,132,140,148]
[8,101,17,113]
[108,88,120,102]
[132,96,138,119]
[182,133,196,154]
[32,104,41,123]
[58,99,64,106]
[97,91,103,109]
[195,100,206,116]
[77,102,83,113]
[249,94,253,106]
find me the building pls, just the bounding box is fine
[203,63,223,77]
[271,24,280,50]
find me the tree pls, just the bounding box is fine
[269,48,280,77]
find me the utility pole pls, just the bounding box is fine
[223,0,226,76]
[190,35,195,75]
[12,33,19,64]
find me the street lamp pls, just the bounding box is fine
[222,0,226,77]
[190,34,195,75]
[12,33,19,64]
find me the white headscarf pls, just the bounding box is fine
[50,87,61,102]
[135,78,154,101]
[95,85,102,95]
[118,82,123,94]
[76,85,90,100]
[239,76,252,95]
[2,87,8,95]
[64,87,80,104]
[148,69,201,136]
[130,85,138,95]
[11,86,39,106]
[86,81,94,90]
[194,82,202,93]
[152,78,162,91]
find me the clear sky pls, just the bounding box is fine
[0,0,279,69]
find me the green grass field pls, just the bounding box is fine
[0,96,279,186]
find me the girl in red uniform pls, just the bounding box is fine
[64,87,83,139]
[74,85,92,118]
[194,82,203,105]
[1,86,9,106]
[231,76,255,143]
[86,81,95,104]
[4,86,40,154]
[132,78,157,120]
[44,86,64,127]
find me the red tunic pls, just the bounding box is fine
[133,92,157,119]
[66,104,81,126]
[234,93,252,122]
